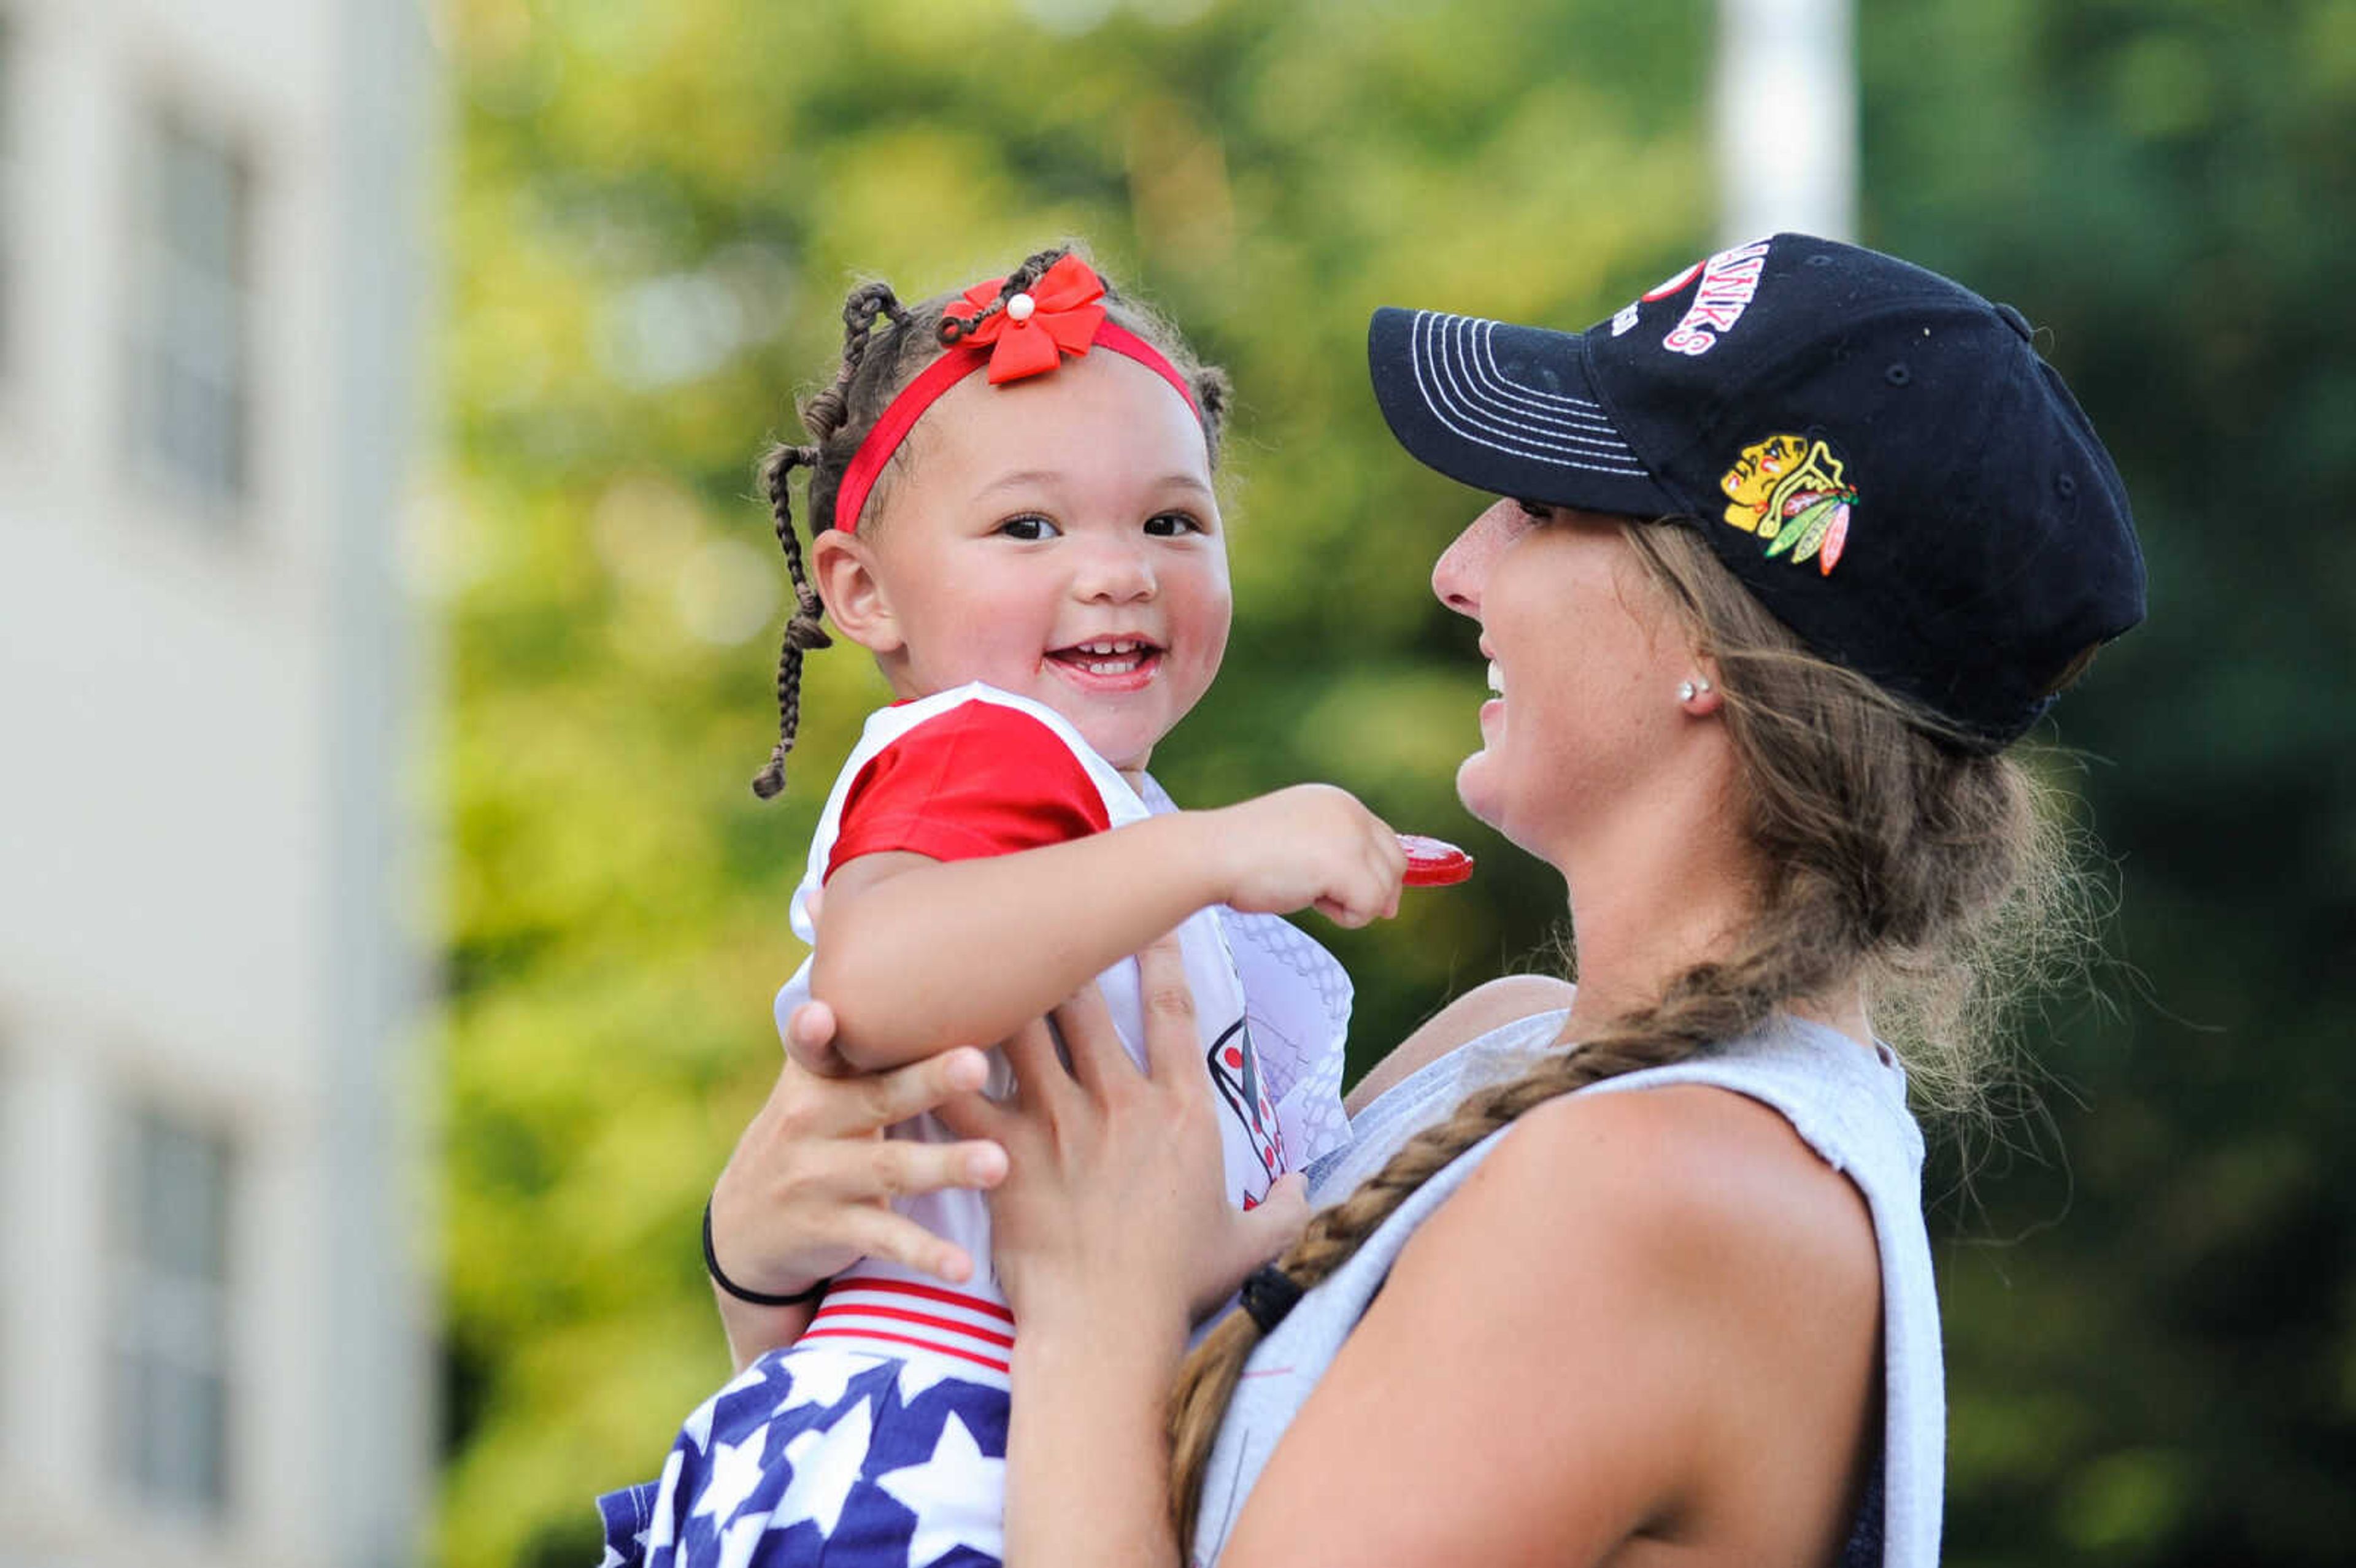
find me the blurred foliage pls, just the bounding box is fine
[1865,2,2356,1563]
[434,1,2353,1564]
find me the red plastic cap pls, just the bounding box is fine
[1398,832,1475,887]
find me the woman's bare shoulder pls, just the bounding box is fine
[1227,1075,1882,1566]
[1471,1082,1883,1314]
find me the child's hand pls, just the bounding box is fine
[1206,784,1407,928]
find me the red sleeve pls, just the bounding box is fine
[825,702,1114,878]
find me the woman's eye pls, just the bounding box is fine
[998,514,1061,541]
[1144,511,1205,537]
[1515,498,1552,522]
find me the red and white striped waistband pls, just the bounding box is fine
[799,1278,1015,1384]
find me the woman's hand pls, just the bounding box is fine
[707,1001,1009,1367]
[952,937,1306,1568]
[941,934,1309,1335]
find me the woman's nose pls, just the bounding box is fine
[1431,499,1518,618]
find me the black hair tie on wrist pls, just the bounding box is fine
[703,1197,831,1307]
[1239,1263,1303,1333]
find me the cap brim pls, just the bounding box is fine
[1368,307,1679,518]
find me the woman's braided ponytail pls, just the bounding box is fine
[1168,884,1855,1543]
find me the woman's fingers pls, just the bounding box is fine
[1050,970,1131,1100]
[1191,1172,1312,1323]
[785,1043,991,1140]
[935,1083,1015,1148]
[999,1010,1076,1116]
[799,1129,1004,1205]
[828,1206,980,1286]
[782,997,854,1077]
[1133,931,1200,1093]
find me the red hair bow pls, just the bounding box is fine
[952,254,1110,383]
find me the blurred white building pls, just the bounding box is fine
[0,1,434,1565]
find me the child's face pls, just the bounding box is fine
[853,350,1231,772]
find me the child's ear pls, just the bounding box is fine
[810,529,903,655]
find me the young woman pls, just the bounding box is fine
[698,234,2144,1567]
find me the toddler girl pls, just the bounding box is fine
[596,247,1406,1568]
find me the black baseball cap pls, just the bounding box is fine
[1368,233,2144,747]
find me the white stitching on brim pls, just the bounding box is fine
[1409,312,1650,475]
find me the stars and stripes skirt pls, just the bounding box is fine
[596,1343,1010,1568]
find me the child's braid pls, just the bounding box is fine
[747,283,914,798]
[803,282,910,442]
[749,248,1233,797]
[749,440,831,799]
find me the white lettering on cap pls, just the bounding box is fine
[1663,239,1773,356]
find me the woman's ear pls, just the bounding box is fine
[810,529,903,655]
[1677,655,1726,717]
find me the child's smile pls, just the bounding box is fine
[820,350,1231,772]
[1047,636,1161,690]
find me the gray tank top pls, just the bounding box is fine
[1191,1009,1942,1568]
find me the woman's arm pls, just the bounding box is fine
[966,950,1881,1567]
[1342,971,1576,1115]
[815,785,1404,1070]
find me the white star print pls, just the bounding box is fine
[770,1347,872,1419]
[646,1450,686,1552]
[599,1544,625,1568]
[771,1397,872,1537]
[715,1512,770,1568]
[874,1410,1005,1567]
[685,1355,790,1455]
[690,1424,771,1527]
[890,1354,967,1405]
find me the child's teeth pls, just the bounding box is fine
[1487,660,1504,695]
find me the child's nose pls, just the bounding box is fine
[1072,536,1155,601]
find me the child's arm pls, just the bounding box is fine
[812,783,1404,1070]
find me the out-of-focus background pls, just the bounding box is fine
[0,1,2347,1565]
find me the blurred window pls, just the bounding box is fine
[0,17,13,372]
[129,107,252,509]
[109,1102,234,1517]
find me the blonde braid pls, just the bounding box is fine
[1168,894,1857,1545]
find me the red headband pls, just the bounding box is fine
[830,256,1203,532]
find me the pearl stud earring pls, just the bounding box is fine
[1679,677,1714,702]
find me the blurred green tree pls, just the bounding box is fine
[436,2,2353,1565]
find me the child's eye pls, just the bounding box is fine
[1144,511,1206,537]
[996,514,1061,541]
[1515,498,1553,522]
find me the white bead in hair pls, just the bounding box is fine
[1007,292,1036,322]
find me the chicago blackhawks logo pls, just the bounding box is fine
[1719,434,1857,575]
[1206,1018,1286,1205]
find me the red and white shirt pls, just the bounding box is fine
[775,684,1352,1384]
